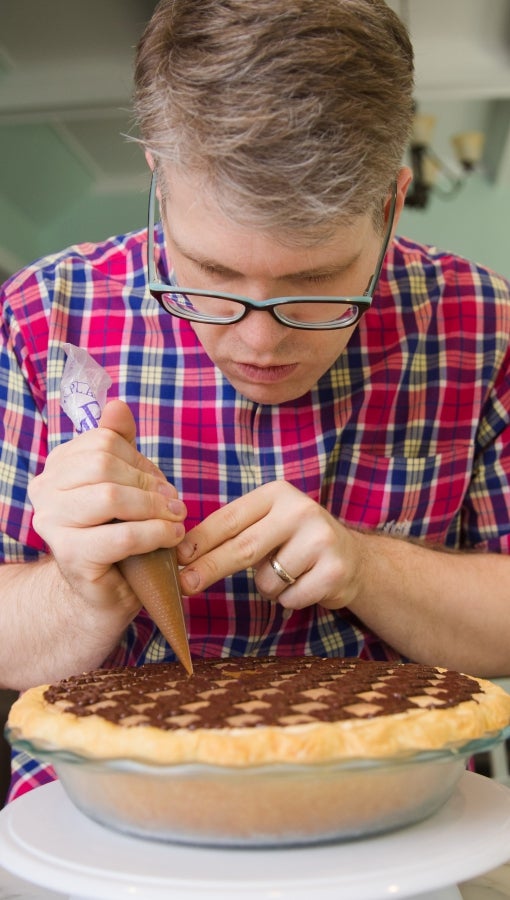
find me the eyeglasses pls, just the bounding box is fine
[147,171,397,330]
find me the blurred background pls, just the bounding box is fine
[0,0,509,284]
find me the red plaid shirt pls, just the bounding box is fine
[2,227,510,798]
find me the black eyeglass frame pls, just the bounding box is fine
[147,171,397,330]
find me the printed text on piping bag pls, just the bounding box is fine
[60,344,193,675]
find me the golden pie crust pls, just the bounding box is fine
[8,656,510,766]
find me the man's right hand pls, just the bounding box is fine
[28,399,186,612]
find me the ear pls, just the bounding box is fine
[388,166,412,232]
[145,150,164,206]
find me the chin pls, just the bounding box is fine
[231,379,312,405]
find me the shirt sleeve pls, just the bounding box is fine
[0,276,49,562]
[463,338,510,553]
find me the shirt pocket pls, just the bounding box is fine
[323,445,472,542]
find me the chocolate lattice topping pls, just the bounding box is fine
[43,657,481,731]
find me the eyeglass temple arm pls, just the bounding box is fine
[147,170,158,283]
[364,182,398,296]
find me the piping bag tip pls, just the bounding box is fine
[118,548,193,676]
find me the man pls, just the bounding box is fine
[1,0,510,800]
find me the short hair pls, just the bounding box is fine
[134,0,414,238]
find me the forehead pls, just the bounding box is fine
[158,164,375,271]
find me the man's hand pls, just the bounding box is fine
[177,480,363,611]
[28,400,186,611]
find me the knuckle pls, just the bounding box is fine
[91,428,116,453]
[97,481,121,512]
[147,492,163,519]
[137,455,166,479]
[109,520,139,558]
[88,452,118,484]
[27,474,41,504]
[231,531,259,568]
[30,509,47,539]
[221,504,243,538]
[137,471,152,492]
[200,554,223,583]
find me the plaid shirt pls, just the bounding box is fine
[2,227,510,799]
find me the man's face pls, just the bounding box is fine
[157,165,389,405]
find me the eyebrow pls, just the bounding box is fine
[167,229,363,281]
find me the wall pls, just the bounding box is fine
[400,173,510,279]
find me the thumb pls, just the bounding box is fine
[99,400,167,482]
[98,399,137,446]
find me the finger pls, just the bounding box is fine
[38,483,186,529]
[177,484,316,594]
[272,546,354,611]
[99,399,169,483]
[90,517,186,563]
[178,482,300,566]
[179,516,292,594]
[275,569,331,610]
[45,444,177,495]
[46,517,186,571]
[99,399,137,446]
[255,551,301,599]
[178,487,273,562]
[40,409,173,495]
[255,561,328,612]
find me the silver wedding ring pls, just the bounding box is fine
[269,554,297,586]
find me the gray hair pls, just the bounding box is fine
[134,0,414,238]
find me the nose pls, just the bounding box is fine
[241,278,278,305]
[230,278,291,345]
[233,304,289,349]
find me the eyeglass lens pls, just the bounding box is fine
[158,289,360,327]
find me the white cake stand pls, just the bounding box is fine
[1,773,510,900]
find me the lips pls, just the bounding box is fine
[232,361,299,383]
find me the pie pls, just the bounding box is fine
[9,655,510,764]
[8,657,510,844]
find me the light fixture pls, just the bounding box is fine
[405,112,485,210]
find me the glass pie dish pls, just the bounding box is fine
[7,730,509,847]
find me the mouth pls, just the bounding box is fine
[232,361,299,384]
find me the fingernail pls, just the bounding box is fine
[181,568,200,591]
[178,539,195,560]
[174,523,185,539]
[168,498,186,516]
